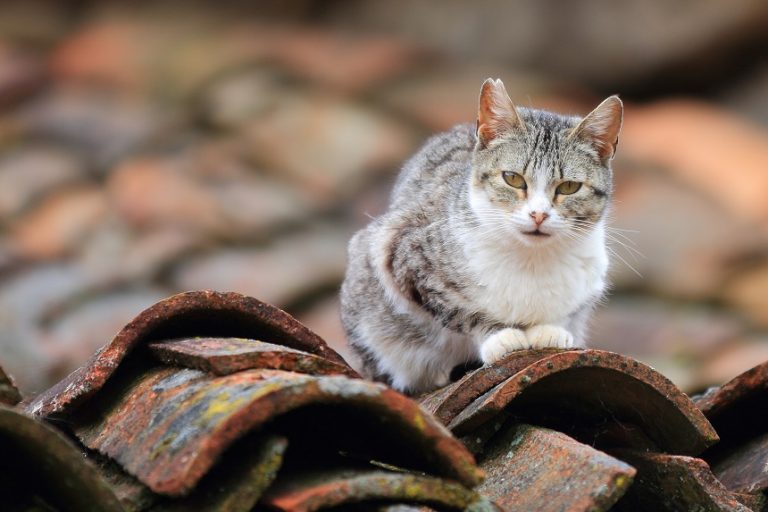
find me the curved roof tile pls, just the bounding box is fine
[424,349,718,456]
[27,290,354,418]
[73,367,483,496]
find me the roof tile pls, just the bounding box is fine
[694,360,768,500]
[149,336,357,377]
[611,450,750,512]
[26,290,354,418]
[423,349,718,455]
[477,423,635,511]
[261,468,492,511]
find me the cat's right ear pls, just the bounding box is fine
[476,78,526,148]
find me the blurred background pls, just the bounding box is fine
[1,0,768,397]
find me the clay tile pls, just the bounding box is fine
[694,360,768,496]
[424,349,718,456]
[693,359,768,428]
[420,348,563,424]
[86,430,288,512]
[610,450,751,512]
[261,468,492,511]
[476,423,635,511]
[71,367,482,496]
[0,405,123,511]
[26,290,356,418]
[149,336,358,377]
[152,433,288,512]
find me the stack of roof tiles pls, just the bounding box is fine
[420,349,766,511]
[1,290,767,511]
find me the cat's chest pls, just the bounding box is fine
[465,243,607,325]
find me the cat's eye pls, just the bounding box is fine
[556,181,582,195]
[502,171,526,189]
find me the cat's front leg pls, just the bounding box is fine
[525,324,575,349]
[479,327,528,364]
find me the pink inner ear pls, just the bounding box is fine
[574,97,623,161]
[477,122,499,145]
[477,79,523,147]
[477,83,499,146]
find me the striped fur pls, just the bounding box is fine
[341,79,622,394]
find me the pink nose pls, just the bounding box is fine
[530,211,549,225]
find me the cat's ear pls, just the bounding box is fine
[570,95,623,163]
[476,78,526,148]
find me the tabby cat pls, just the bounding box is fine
[341,78,622,394]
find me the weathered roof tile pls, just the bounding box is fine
[476,423,635,512]
[26,290,355,418]
[12,291,490,511]
[261,468,492,511]
[694,360,768,421]
[694,360,768,500]
[149,336,357,377]
[610,450,751,512]
[423,349,718,456]
[708,431,768,495]
[15,289,768,511]
[153,433,287,512]
[72,367,481,496]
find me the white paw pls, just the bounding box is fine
[480,328,528,364]
[526,325,574,349]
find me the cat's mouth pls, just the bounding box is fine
[523,229,551,237]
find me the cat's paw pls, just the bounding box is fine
[526,325,574,349]
[480,328,528,364]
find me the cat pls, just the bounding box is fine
[340,78,622,394]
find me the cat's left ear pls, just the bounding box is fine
[570,95,623,163]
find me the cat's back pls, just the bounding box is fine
[389,123,475,209]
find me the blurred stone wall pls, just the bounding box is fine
[1,0,768,396]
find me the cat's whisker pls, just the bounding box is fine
[606,226,640,234]
[606,230,641,248]
[606,246,643,277]
[605,235,645,260]
[566,225,643,264]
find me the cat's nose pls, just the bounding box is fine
[530,211,549,225]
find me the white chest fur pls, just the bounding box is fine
[464,224,608,326]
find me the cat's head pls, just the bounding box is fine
[470,78,622,246]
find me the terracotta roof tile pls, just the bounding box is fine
[72,367,480,496]
[476,423,635,511]
[13,292,486,510]
[149,336,357,377]
[694,361,768,502]
[7,291,768,510]
[26,290,354,419]
[261,468,493,511]
[422,348,718,455]
[610,450,751,512]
